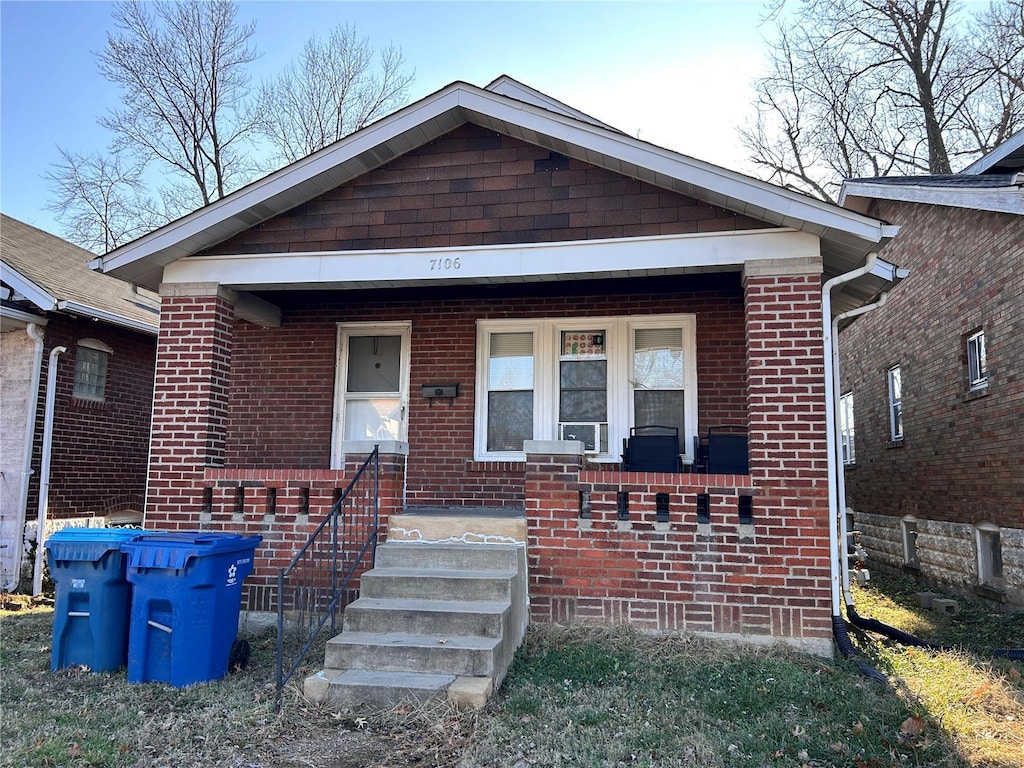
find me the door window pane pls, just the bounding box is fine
[347,336,401,392]
[345,398,401,440]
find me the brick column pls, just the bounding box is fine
[742,258,833,642]
[145,283,235,529]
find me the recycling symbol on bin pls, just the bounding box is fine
[227,563,237,586]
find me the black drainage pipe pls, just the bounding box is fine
[832,614,886,682]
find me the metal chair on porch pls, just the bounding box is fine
[621,425,681,473]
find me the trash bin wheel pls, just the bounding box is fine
[229,638,250,672]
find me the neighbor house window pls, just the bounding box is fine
[901,516,919,568]
[967,330,987,390]
[887,365,903,440]
[975,522,1003,588]
[475,314,697,461]
[839,392,855,464]
[73,339,112,401]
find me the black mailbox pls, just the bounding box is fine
[422,383,459,403]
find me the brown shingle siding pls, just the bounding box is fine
[203,124,771,256]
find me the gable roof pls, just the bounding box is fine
[960,128,1024,175]
[1,214,159,334]
[94,78,897,297]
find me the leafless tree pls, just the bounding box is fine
[741,0,1024,202]
[97,0,259,209]
[258,24,414,164]
[45,149,158,254]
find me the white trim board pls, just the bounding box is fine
[841,181,1024,216]
[161,229,821,290]
[0,261,56,311]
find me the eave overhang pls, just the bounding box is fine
[94,80,898,306]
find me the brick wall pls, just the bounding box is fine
[25,314,155,520]
[839,201,1023,602]
[523,269,834,646]
[225,274,748,506]
[202,124,770,256]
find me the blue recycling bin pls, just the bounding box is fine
[46,527,145,672]
[121,532,262,687]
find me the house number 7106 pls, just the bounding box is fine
[429,257,461,271]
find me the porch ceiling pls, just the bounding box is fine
[95,80,899,316]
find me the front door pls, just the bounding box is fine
[334,323,411,460]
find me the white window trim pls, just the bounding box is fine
[474,313,697,463]
[331,321,412,468]
[967,329,987,390]
[839,391,855,465]
[887,365,903,441]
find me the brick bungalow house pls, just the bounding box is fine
[1,214,159,591]
[839,131,1024,609]
[92,77,905,655]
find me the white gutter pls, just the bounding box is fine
[32,345,67,596]
[7,324,46,591]
[56,300,159,336]
[822,256,908,618]
[831,294,890,603]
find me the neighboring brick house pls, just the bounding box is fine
[1,214,159,590]
[839,131,1024,609]
[93,77,905,653]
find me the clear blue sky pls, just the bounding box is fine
[1,0,769,241]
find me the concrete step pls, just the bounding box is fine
[359,567,516,602]
[325,631,502,677]
[342,596,510,637]
[309,669,456,709]
[374,541,522,571]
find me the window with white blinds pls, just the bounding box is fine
[486,332,535,452]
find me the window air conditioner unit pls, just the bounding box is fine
[559,422,606,453]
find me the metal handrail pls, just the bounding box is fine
[274,448,379,711]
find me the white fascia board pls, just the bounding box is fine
[162,229,819,289]
[960,129,1024,175]
[0,261,56,310]
[98,84,471,274]
[0,305,48,325]
[841,181,1024,216]
[56,300,159,335]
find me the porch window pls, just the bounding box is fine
[486,331,535,452]
[475,314,696,461]
[887,365,903,441]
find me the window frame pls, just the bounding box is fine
[72,339,112,402]
[887,365,904,441]
[974,522,1003,588]
[839,391,855,465]
[966,329,987,390]
[474,314,697,462]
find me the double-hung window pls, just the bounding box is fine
[967,330,987,390]
[475,314,697,461]
[887,365,903,441]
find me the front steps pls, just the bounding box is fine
[305,513,527,711]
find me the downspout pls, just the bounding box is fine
[7,324,46,592]
[32,345,67,596]
[832,294,889,605]
[822,255,879,620]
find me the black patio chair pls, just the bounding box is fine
[706,425,749,474]
[621,425,681,473]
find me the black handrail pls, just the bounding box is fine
[274,448,379,712]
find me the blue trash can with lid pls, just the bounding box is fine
[121,531,261,687]
[46,527,146,672]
